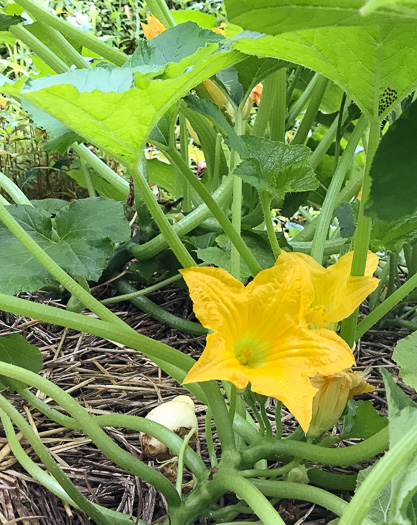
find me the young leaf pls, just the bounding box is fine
[232,25,417,120]
[234,135,318,201]
[393,330,417,392]
[0,198,130,294]
[367,99,417,221]
[0,334,43,391]
[342,400,387,439]
[224,0,417,34]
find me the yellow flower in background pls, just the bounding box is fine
[141,15,166,39]
[275,251,379,329]
[307,369,374,438]
[181,263,354,432]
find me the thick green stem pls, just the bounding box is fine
[0,365,181,508]
[259,190,280,258]
[287,72,320,127]
[14,0,127,66]
[129,175,233,260]
[9,24,68,74]
[269,68,287,142]
[163,147,262,275]
[340,118,380,346]
[215,475,285,525]
[72,144,129,198]
[0,171,32,205]
[205,408,218,466]
[310,115,367,263]
[240,427,388,467]
[80,157,97,198]
[387,252,399,297]
[179,112,191,212]
[292,76,329,145]
[0,408,146,525]
[176,428,196,495]
[129,163,195,268]
[339,419,417,525]
[146,0,176,28]
[230,112,244,278]
[252,75,273,138]
[252,480,374,524]
[356,270,417,339]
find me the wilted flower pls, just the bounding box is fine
[307,369,374,438]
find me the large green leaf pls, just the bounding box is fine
[224,0,417,34]
[367,99,417,221]
[393,331,417,392]
[232,24,417,120]
[234,135,318,200]
[0,334,43,391]
[3,45,243,165]
[0,198,130,294]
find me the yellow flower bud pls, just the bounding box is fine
[307,369,374,439]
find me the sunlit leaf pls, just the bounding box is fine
[0,334,43,391]
[393,330,417,392]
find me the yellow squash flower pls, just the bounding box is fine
[307,369,374,438]
[275,251,379,329]
[181,263,354,431]
[141,15,166,39]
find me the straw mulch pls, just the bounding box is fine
[0,285,413,525]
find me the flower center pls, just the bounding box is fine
[233,336,265,368]
[306,304,327,328]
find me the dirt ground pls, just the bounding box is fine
[0,285,412,524]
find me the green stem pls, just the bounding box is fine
[72,144,129,199]
[259,190,280,258]
[212,132,223,190]
[252,75,273,138]
[80,157,97,198]
[0,408,145,525]
[129,175,233,260]
[176,428,196,494]
[240,427,388,467]
[310,104,349,169]
[101,273,183,305]
[230,111,244,278]
[0,201,127,328]
[9,24,68,74]
[252,480,374,524]
[275,401,283,439]
[0,397,113,525]
[0,365,181,507]
[146,0,176,28]
[205,408,217,466]
[129,163,195,268]
[179,112,191,212]
[0,171,32,205]
[387,252,399,297]
[269,68,287,143]
[287,72,320,127]
[14,0,127,66]
[310,115,367,263]
[340,118,381,346]
[292,76,328,145]
[240,460,297,479]
[215,475,285,525]
[163,147,261,275]
[18,387,207,478]
[308,468,357,491]
[368,259,389,311]
[113,277,207,335]
[356,270,417,339]
[339,419,417,525]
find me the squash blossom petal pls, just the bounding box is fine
[275,251,379,329]
[307,369,374,438]
[141,15,166,39]
[181,263,355,432]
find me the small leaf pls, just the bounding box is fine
[0,334,43,391]
[367,99,417,221]
[393,331,417,392]
[334,202,356,238]
[234,135,318,201]
[342,400,388,439]
[147,158,177,196]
